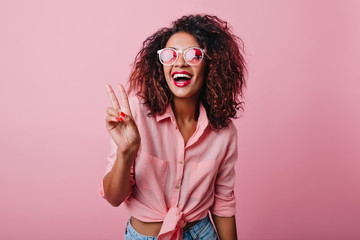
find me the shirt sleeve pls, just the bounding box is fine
[99,95,137,200]
[210,122,238,217]
[99,138,136,200]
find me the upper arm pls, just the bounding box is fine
[210,122,238,217]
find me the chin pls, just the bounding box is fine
[166,80,203,100]
[171,90,200,100]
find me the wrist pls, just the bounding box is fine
[117,144,139,162]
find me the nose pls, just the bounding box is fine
[174,52,188,67]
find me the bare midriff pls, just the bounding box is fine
[130,216,200,237]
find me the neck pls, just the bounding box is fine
[171,95,200,124]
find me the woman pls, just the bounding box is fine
[100,14,247,240]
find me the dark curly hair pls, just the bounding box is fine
[128,14,247,130]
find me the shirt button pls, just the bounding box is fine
[175,185,180,189]
[179,161,183,164]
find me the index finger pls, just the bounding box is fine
[105,84,121,110]
[118,83,132,116]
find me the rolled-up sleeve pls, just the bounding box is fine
[99,138,135,201]
[210,122,238,217]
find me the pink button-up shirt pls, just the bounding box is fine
[100,95,237,240]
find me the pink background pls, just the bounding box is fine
[1,0,359,239]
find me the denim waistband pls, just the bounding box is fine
[125,214,211,239]
[183,214,210,234]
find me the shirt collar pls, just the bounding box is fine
[155,101,209,129]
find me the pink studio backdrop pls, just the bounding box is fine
[1,0,359,239]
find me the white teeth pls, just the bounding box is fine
[173,73,192,79]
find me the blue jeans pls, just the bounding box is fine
[124,214,218,240]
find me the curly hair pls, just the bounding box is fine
[128,14,247,130]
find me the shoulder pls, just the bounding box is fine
[128,94,149,109]
[228,121,238,138]
[127,95,138,119]
[215,120,238,140]
[209,120,238,156]
[128,95,149,118]
[226,121,238,147]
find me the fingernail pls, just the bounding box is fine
[115,118,119,121]
[119,117,124,122]
[121,112,126,117]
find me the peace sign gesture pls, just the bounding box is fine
[105,84,140,155]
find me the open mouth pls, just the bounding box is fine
[172,71,193,87]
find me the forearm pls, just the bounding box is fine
[212,214,237,240]
[103,147,137,206]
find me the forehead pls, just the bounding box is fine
[165,31,200,48]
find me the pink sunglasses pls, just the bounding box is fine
[157,47,205,66]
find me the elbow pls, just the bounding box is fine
[107,198,123,207]
[104,194,125,207]
[101,174,132,207]
[103,192,126,207]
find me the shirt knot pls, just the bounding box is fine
[157,206,186,240]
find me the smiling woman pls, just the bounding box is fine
[128,14,247,130]
[101,14,247,240]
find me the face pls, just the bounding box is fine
[162,31,206,101]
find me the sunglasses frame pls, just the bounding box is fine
[157,47,206,66]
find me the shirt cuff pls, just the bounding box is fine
[210,192,236,217]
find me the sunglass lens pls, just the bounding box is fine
[160,49,177,65]
[185,48,203,65]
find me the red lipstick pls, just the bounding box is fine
[171,71,192,77]
[171,71,193,87]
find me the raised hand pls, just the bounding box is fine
[105,83,140,155]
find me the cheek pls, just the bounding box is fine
[163,66,171,77]
[195,64,206,79]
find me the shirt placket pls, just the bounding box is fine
[173,124,185,206]
[172,121,204,207]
